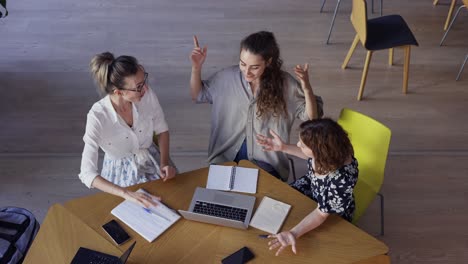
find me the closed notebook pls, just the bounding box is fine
[206,165,258,194]
[249,196,291,234]
[111,189,180,242]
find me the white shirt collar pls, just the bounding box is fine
[103,95,140,124]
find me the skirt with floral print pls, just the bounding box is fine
[101,143,177,187]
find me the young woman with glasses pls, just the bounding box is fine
[190,31,323,182]
[79,52,177,208]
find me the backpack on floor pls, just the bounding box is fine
[0,207,40,264]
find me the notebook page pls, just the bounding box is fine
[111,189,180,242]
[249,196,291,234]
[206,165,232,191]
[231,167,258,194]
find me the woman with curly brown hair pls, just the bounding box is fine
[189,31,323,181]
[256,118,358,256]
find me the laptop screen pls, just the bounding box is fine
[119,242,136,263]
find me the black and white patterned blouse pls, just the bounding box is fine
[290,157,359,222]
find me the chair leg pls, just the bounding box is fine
[388,48,394,66]
[371,0,383,15]
[326,0,342,44]
[433,0,439,6]
[440,5,465,46]
[444,0,458,31]
[320,0,327,13]
[456,53,468,81]
[358,51,373,101]
[342,34,360,69]
[380,0,383,16]
[377,193,385,236]
[403,46,411,94]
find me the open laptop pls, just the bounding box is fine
[178,187,256,229]
[70,241,136,264]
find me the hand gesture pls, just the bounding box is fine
[256,129,285,152]
[294,63,311,90]
[190,35,207,70]
[267,231,297,256]
[123,190,161,208]
[160,165,176,182]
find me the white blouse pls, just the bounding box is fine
[79,87,168,188]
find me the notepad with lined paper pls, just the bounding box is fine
[249,196,291,234]
[111,189,180,242]
[206,165,258,194]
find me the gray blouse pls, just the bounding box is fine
[196,65,324,181]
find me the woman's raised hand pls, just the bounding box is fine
[190,35,207,70]
[256,129,285,152]
[294,63,311,90]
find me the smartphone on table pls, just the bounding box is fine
[102,219,131,245]
[222,246,255,264]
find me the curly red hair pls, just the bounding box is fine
[299,118,354,175]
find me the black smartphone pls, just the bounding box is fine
[221,246,255,264]
[102,219,131,245]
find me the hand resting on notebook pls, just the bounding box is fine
[122,190,161,209]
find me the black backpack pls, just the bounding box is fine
[0,207,40,264]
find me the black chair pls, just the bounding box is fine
[320,0,383,44]
[342,0,418,100]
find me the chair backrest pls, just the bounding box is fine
[351,0,368,45]
[337,108,391,223]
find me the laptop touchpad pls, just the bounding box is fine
[214,194,235,204]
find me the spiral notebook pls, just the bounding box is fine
[111,189,180,242]
[206,165,258,194]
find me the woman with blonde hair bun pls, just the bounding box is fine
[79,52,177,207]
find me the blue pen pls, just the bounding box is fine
[143,207,170,222]
[258,234,269,239]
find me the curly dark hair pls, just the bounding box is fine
[299,118,354,175]
[240,31,287,119]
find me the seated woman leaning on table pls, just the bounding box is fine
[256,118,358,256]
[78,52,178,208]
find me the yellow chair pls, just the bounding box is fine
[338,108,391,235]
[342,0,418,100]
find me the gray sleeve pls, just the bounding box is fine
[291,76,324,120]
[196,70,222,104]
[315,95,324,118]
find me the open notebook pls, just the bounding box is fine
[111,189,180,242]
[249,196,291,234]
[206,165,258,194]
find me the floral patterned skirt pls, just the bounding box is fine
[101,143,177,187]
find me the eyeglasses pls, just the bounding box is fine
[119,72,148,93]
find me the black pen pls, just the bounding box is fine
[258,234,269,239]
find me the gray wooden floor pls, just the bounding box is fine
[0,0,467,263]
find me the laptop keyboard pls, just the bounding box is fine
[193,201,248,222]
[88,253,117,264]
